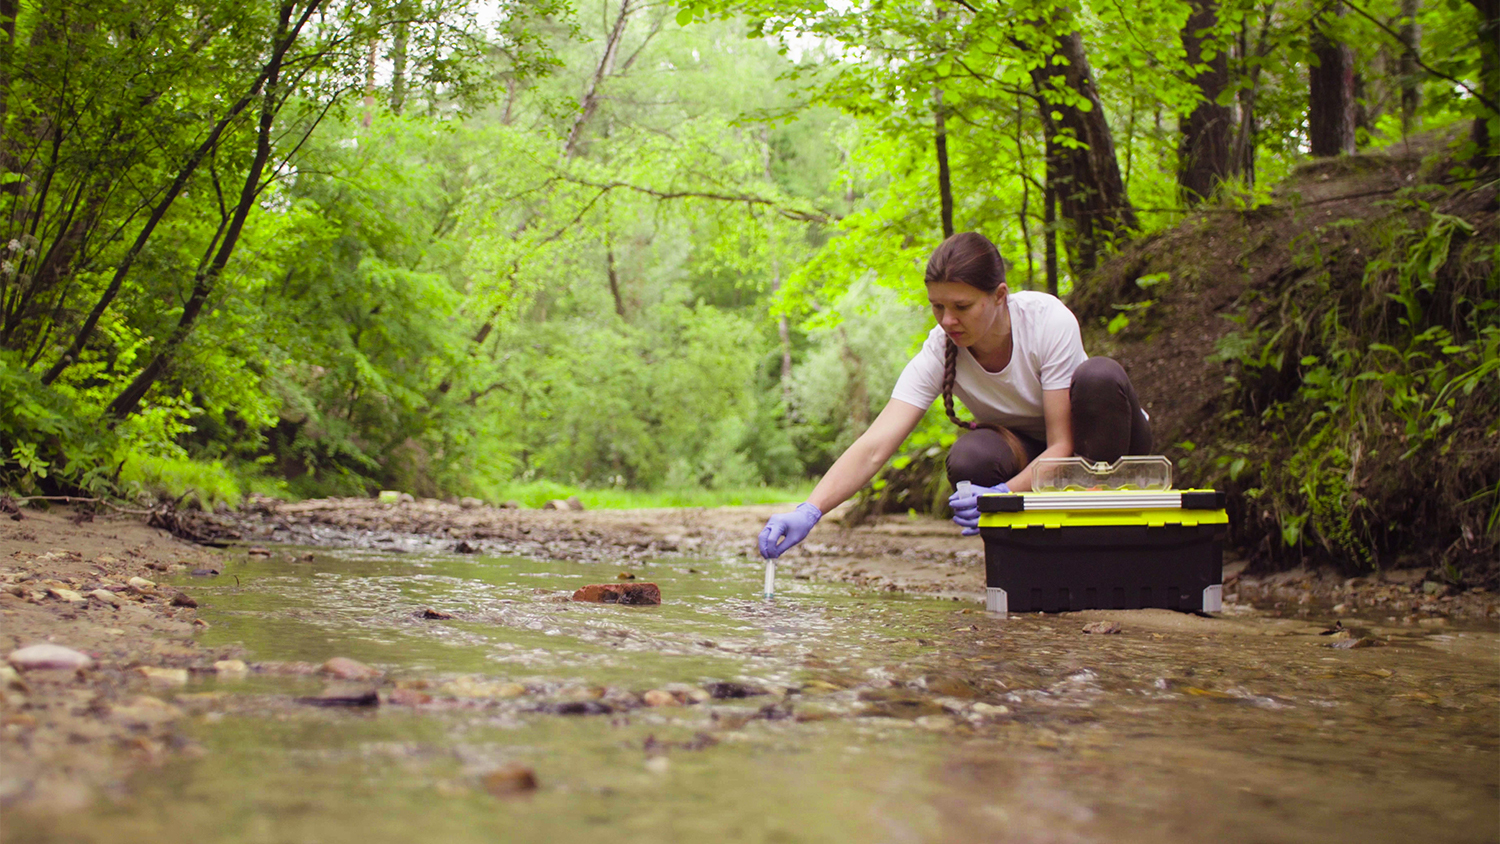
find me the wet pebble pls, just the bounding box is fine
[126,576,156,591]
[110,695,182,725]
[642,689,679,707]
[137,667,189,686]
[171,591,198,608]
[246,546,271,557]
[417,608,455,620]
[8,644,93,671]
[1083,621,1122,635]
[296,689,380,707]
[703,681,766,700]
[46,587,85,604]
[213,660,249,679]
[321,657,380,681]
[572,583,662,605]
[88,589,122,607]
[482,763,538,795]
[970,702,1010,716]
[547,700,613,715]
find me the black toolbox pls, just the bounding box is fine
[977,490,1227,616]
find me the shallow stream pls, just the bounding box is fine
[14,548,1499,843]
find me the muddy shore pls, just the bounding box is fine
[2,497,1495,817]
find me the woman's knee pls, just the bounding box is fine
[945,428,1023,486]
[1071,357,1129,401]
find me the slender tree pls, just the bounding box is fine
[1308,6,1356,156]
[1179,0,1235,203]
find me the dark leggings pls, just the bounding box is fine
[945,357,1152,486]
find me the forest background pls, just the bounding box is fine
[0,0,1494,577]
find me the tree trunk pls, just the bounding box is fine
[1308,7,1356,157]
[0,0,14,137]
[563,0,631,159]
[1398,0,1420,134]
[606,243,625,319]
[390,16,409,116]
[106,2,304,419]
[935,88,954,239]
[1044,132,1059,297]
[1471,0,1499,168]
[1178,0,1234,204]
[1031,28,1136,275]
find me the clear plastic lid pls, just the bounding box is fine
[1031,455,1173,492]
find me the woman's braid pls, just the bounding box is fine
[941,336,974,431]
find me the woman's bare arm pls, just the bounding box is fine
[1004,388,1074,492]
[805,399,928,513]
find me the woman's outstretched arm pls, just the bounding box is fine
[806,399,928,513]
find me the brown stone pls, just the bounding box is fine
[321,657,380,680]
[571,583,662,605]
[482,763,538,796]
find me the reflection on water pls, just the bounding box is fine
[12,549,1499,843]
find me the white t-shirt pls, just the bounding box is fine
[890,291,1088,441]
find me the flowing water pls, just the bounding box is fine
[11,548,1498,843]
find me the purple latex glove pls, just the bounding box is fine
[948,482,1010,536]
[758,502,823,559]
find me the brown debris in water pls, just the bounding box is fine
[572,582,662,605]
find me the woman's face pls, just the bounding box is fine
[927,280,1008,347]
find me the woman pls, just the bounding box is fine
[758,231,1152,558]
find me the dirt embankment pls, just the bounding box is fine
[3,498,1495,813]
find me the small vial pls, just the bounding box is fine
[957,480,973,498]
[763,559,775,600]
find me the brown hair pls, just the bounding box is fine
[926,233,1026,461]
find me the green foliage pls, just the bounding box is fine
[1203,196,1498,572]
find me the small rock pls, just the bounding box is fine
[971,702,1010,716]
[1417,617,1447,628]
[126,576,156,591]
[642,689,679,707]
[193,618,210,629]
[547,700,613,715]
[246,546,271,557]
[190,568,220,577]
[501,500,521,510]
[8,644,93,671]
[542,499,570,511]
[88,589,122,607]
[171,591,198,608]
[616,571,636,580]
[213,660,249,678]
[138,666,190,686]
[321,657,380,681]
[387,687,433,706]
[451,541,479,554]
[924,675,980,698]
[296,689,380,707]
[110,695,182,725]
[644,756,670,775]
[482,763,537,796]
[1083,621,1122,635]
[47,587,86,603]
[703,681,766,700]
[1328,637,1381,649]
[0,665,28,691]
[565,496,584,511]
[571,583,662,605]
[417,607,455,620]
[793,705,838,722]
[459,497,484,510]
